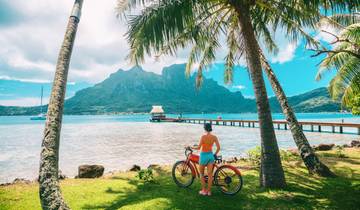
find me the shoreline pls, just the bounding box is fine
[0,111,356,117]
[2,142,359,186]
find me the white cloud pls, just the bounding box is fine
[0,1,302,84]
[271,42,298,64]
[233,85,246,90]
[0,0,192,84]
[0,97,49,107]
[0,75,51,83]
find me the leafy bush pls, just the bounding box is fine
[280,149,299,161]
[137,168,155,183]
[247,147,299,166]
[335,146,347,158]
[247,146,261,166]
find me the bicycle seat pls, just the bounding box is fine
[215,155,222,163]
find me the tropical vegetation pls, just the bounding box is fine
[316,14,360,115]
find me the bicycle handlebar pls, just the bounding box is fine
[184,146,193,157]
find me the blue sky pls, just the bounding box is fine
[0,0,337,106]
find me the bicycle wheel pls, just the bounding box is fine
[214,165,243,195]
[172,160,195,188]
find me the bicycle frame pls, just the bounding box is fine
[183,153,241,180]
[173,148,243,195]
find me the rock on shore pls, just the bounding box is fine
[77,165,104,178]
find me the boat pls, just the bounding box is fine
[30,113,46,121]
[30,86,46,121]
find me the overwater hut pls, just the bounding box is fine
[150,105,166,122]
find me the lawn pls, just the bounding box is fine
[1,148,360,210]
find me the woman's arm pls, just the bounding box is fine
[191,136,203,150]
[214,137,220,155]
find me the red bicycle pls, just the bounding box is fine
[172,147,243,195]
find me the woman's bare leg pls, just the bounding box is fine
[199,165,206,192]
[206,164,214,194]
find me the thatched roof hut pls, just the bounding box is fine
[150,106,164,114]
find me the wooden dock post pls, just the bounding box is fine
[248,122,251,127]
[332,126,335,133]
[284,124,287,130]
[277,124,280,130]
[340,126,343,133]
[252,122,255,127]
[318,125,321,132]
[311,125,314,132]
[358,128,360,135]
[216,121,219,125]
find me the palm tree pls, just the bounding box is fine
[315,14,360,115]
[38,0,83,209]
[260,52,335,177]
[118,1,358,186]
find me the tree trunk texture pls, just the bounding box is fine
[234,0,286,188]
[39,1,83,209]
[259,51,336,177]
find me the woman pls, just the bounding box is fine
[191,123,220,196]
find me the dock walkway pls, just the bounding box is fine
[168,118,360,135]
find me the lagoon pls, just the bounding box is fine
[0,113,359,183]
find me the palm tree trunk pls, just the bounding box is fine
[234,0,286,188]
[259,51,336,177]
[39,1,83,209]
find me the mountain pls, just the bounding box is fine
[269,87,341,113]
[0,64,341,115]
[64,64,255,114]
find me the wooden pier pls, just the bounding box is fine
[170,118,360,135]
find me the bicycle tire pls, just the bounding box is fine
[172,160,195,188]
[214,165,243,195]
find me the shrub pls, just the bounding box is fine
[137,168,155,183]
[247,146,261,166]
[335,146,347,158]
[280,149,299,162]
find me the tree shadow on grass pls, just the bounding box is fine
[285,165,360,209]
[80,165,360,210]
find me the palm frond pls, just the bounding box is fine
[125,0,199,64]
[116,0,154,17]
[319,14,360,30]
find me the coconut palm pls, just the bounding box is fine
[315,14,360,115]
[38,0,83,209]
[260,52,336,177]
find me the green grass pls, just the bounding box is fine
[1,148,360,210]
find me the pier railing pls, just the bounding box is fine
[172,118,360,135]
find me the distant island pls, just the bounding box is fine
[0,64,341,116]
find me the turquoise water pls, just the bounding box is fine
[0,113,359,183]
[1,112,357,125]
